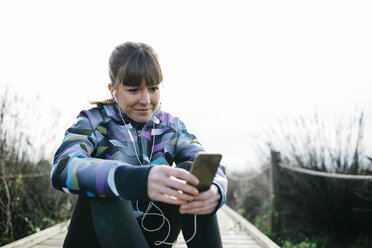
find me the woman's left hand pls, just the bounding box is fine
[179,184,220,215]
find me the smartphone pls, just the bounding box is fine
[189,153,222,192]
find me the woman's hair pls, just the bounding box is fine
[91,42,163,105]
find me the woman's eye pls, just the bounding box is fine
[128,89,138,93]
[149,87,159,92]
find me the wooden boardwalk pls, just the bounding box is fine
[2,205,279,248]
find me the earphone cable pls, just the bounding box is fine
[139,201,197,246]
[115,102,197,245]
[118,106,155,166]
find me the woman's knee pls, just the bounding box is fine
[89,197,150,248]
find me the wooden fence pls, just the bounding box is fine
[271,151,372,242]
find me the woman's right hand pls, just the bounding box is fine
[147,165,199,205]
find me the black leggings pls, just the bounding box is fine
[63,197,222,248]
[63,163,222,248]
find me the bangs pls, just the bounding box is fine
[117,49,163,87]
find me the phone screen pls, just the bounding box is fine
[189,153,222,192]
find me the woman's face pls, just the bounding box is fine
[109,78,160,123]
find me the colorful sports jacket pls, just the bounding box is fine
[50,104,227,209]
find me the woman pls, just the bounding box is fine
[50,41,227,248]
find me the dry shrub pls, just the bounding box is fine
[0,88,75,245]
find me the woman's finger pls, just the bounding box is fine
[148,183,191,205]
[167,167,199,186]
[181,197,214,210]
[160,185,195,202]
[179,200,218,215]
[166,176,199,196]
[194,184,220,201]
[179,185,221,214]
[154,193,188,205]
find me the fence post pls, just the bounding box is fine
[271,150,281,233]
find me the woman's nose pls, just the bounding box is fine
[139,91,150,104]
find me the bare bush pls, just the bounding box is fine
[254,109,371,175]
[0,88,75,245]
[230,109,372,247]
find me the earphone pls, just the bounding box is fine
[113,87,197,245]
[112,89,117,102]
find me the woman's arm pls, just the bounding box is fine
[50,110,151,200]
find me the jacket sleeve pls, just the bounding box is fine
[50,110,152,200]
[174,120,228,209]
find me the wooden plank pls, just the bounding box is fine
[1,222,68,248]
[3,205,279,248]
[222,205,280,248]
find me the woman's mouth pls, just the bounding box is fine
[135,108,151,113]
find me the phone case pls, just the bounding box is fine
[189,153,222,192]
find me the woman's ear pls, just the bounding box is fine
[108,84,116,101]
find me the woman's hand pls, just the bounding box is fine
[147,165,200,205]
[179,184,221,215]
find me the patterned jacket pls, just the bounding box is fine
[50,104,227,209]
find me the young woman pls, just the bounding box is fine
[50,41,228,248]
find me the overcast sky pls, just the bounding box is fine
[1,0,372,173]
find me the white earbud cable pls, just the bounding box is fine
[114,99,197,245]
[138,201,197,246]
